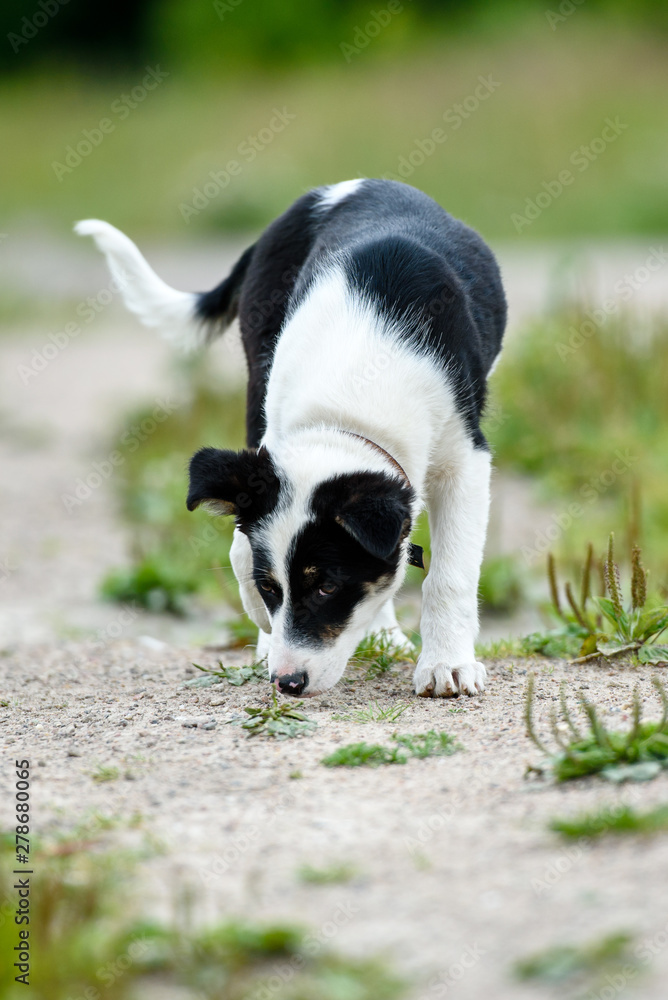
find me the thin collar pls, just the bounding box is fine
[338,430,425,571]
[340,430,411,488]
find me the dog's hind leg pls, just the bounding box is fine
[367,599,414,650]
[413,446,491,697]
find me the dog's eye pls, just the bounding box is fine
[318,582,339,597]
[260,580,277,594]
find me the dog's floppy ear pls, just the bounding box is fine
[313,472,413,561]
[186,446,280,527]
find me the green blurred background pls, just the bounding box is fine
[2,0,667,238]
[2,0,667,633]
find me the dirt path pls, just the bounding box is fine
[2,235,668,997]
[2,643,668,998]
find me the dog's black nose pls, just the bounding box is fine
[274,671,308,696]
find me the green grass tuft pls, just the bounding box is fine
[475,636,533,659]
[351,630,417,679]
[186,659,267,688]
[393,730,462,759]
[241,690,317,739]
[335,701,412,724]
[322,741,408,768]
[322,730,462,767]
[297,863,357,885]
[514,931,638,990]
[224,615,261,649]
[91,765,121,784]
[550,803,668,839]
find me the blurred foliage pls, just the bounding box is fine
[1,21,667,238]
[514,931,638,991]
[100,556,199,614]
[478,555,525,613]
[0,837,405,999]
[102,361,245,611]
[523,534,668,661]
[1,0,667,74]
[488,311,668,567]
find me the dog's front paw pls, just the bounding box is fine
[413,658,486,698]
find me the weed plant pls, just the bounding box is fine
[525,674,668,781]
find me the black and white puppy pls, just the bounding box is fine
[77,179,506,698]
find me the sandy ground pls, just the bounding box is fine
[2,234,668,997]
[2,644,668,998]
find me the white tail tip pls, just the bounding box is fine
[75,218,205,352]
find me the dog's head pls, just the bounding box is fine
[187,444,414,695]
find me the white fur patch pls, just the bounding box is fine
[254,265,485,695]
[317,179,365,211]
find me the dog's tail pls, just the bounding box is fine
[74,219,254,352]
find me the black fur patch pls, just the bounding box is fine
[196,244,256,339]
[284,471,413,646]
[285,518,394,646]
[235,191,322,446]
[186,446,280,532]
[311,470,414,560]
[251,542,283,615]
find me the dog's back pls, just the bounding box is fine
[78,179,506,448]
[211,179,506,444]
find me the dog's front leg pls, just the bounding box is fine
[414,447,491,697]
[229,527,271,646]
